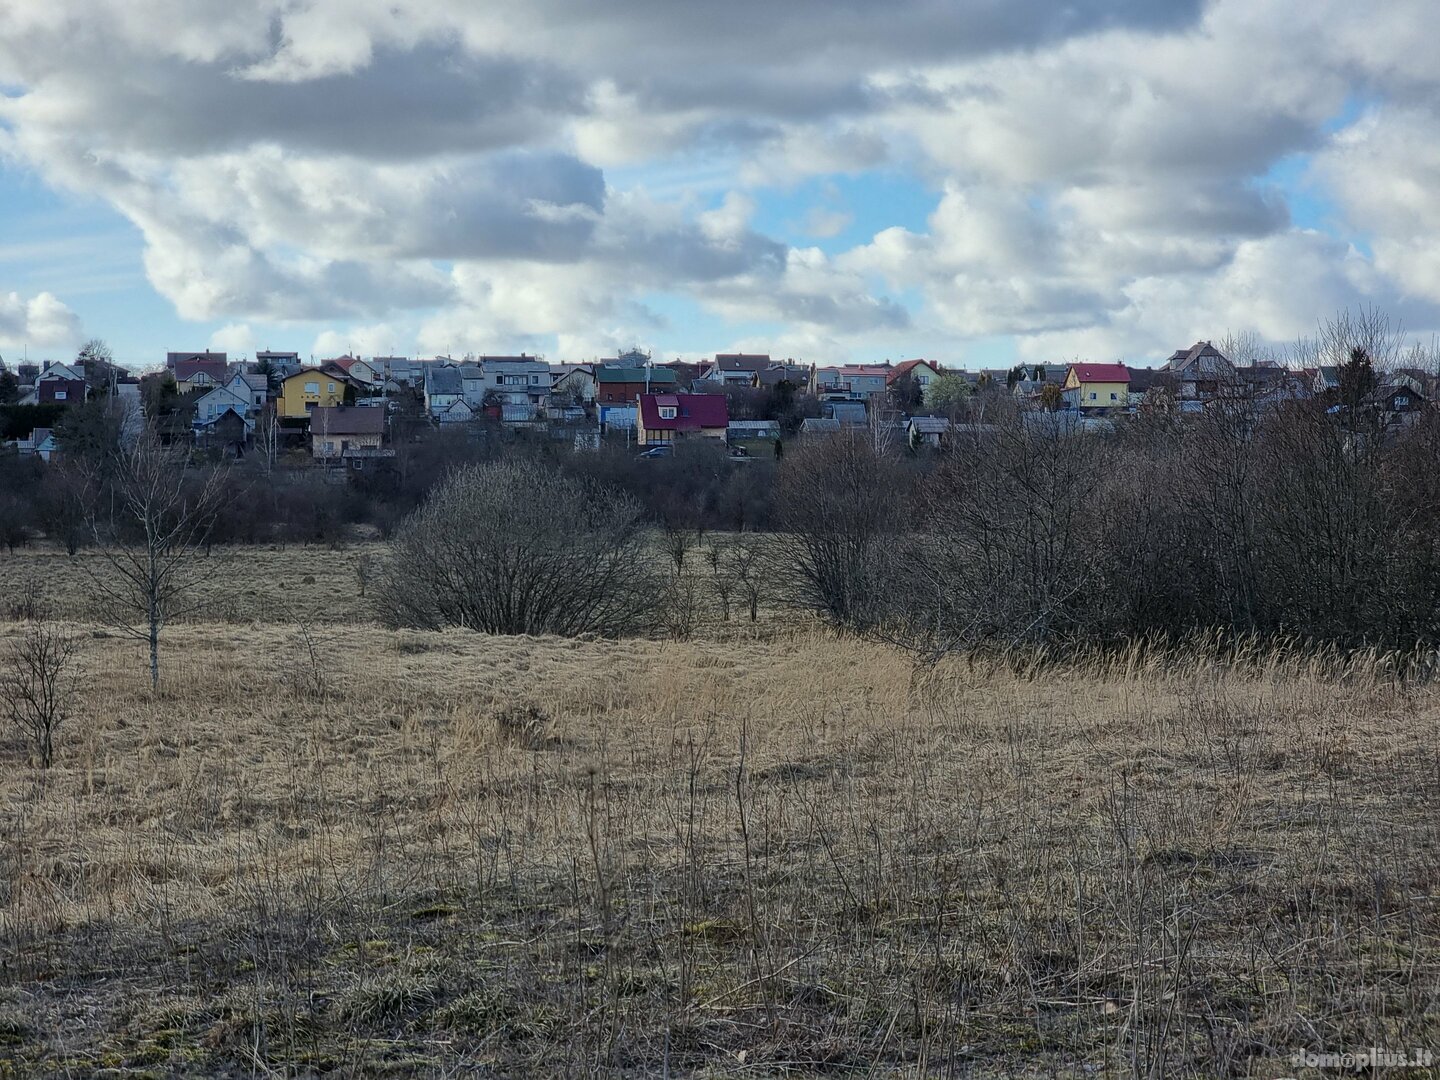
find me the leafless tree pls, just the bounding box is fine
[772,437,906,630]
[706,541,737,621]
[83,437,231,691]
[2,619,80,768]
[731,535,768,623]
[373,460,658,636]
[256,404,281,477]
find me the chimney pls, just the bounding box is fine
[42,360,50,373]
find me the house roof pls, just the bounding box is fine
[174,357,229,383]
[838,364,892,377]
[909,416,951,434]
[756,364,809,386]
[1068,363,1131,384]
[425,366,464,395]
[311,406,386,437]
[712,353,772,371]
[728,420,781,434]
[167,351,226,367]
[1165,341,1233,373]
[38,363,84,382]
[888,359,938,384]
[800,417,841,434]
[596,366,678,384]
[230,371,269,392]
[638,392,729,431]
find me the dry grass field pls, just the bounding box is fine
[1,547,1439,1076]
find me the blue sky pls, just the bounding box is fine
[0,0,1434,371]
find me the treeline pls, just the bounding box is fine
[775,401,1440,652]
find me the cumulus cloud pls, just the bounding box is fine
[0,290,83,350]
[4,0,1440,360]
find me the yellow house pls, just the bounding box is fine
[277,367,348,419]
[1062,363,1130,411]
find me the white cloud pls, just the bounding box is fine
[0,290,82,350]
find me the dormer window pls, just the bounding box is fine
[659,406,677,419]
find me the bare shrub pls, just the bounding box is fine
[373,460,657,637]
[2,620,80,768]
[658,569,699,640]
[492,703,551,749]
[772,436,907,631]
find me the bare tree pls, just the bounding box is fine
[731,535,767,623]
[2,620,80,768]
[84,437,230,691]
[706,540,737,621]
[256,404,281,477]
[373,460,658,636]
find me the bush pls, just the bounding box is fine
[373,460,658,636]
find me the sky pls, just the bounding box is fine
[1,0,1439,372]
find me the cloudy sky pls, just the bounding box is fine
[0,0,1437,369]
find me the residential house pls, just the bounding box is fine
[225,371,269,414]
[659,360,707,388]
[835,365,892,399]
[167,351,229,391]
[277,367,350,419]
[17,428,58,461]
[824,400,868,426]
[477,355,552,408]
[727,419,781,456]
[1062,363,1130,411]
[907,415,951,449]
[192,385,255,431]
[256,350,300,372]
[595,365,677,404]
[321,355,381,387]
[1368,381,1428,427]
[636,393,729,445]
[1161,342,1237,401]
[1313,367,1341,395]
[552,364,598,404]
[756,361,810,387]
[424,365,466,420]
[35,362,86,404]
[310,405,389,461]
[700,353,774,387]
[888,359,942,396]
[198,408,250,456]
[1010,363,1069,403]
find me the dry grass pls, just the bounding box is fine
[0,549,1439,1076]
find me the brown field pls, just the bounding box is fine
[1,547,1439,1077]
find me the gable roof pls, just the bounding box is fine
[425,366,464,395]
[167,351,226,368]
[311,405,386,437]
[638,392,729,431]
[174,357,229,383]
[229,371,269,392]
[909,416,951,434]
[1165,341,1234,374]
[888,359,939,384]
[839,364,892,377]
[1068,363,1131,384]
[37,363,84,382]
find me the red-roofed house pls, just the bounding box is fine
[637,393,729,446]
[321,356,380,386]
[886,359,941,389]
[171,356,230,392]
[1063,363,1131,411]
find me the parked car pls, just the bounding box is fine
[638,445,673,458]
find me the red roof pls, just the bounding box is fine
[1068,363,1130,384]
[638,392,729,432]
[887,359,938,384]
[839,364,891,377]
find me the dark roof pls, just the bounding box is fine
[1165,342,1233,373]
[596,366,677,384]
[174,357,229,383]
[311,406,386,437]
[638,393,729,431]
[168,351,226,367]
[425,366,464,395]
[713,354,773,372]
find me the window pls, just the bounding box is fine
[659,406,677,419]
[304,381,320,394]
[53,390,66,401]
[323,440,335,452]
[1089,392,1097,401]
[327,382,336,394]
[1396,395,1411,407]
[1110,392,1117,401]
